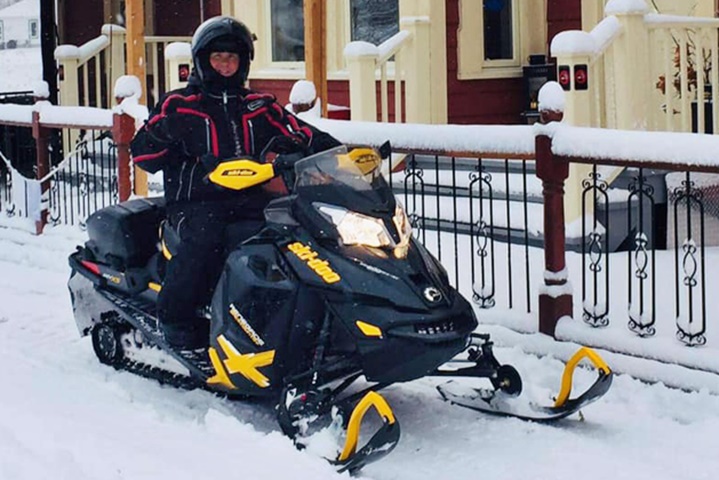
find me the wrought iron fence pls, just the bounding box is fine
[579,163,719,353]
[387,152,540,315]
[382,146,719,363]
[0,125,118,228]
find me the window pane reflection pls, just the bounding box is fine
[351,0,399,45]
[271,0,305,61]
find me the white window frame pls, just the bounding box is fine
[457,0,546,80]
[28,19,39,40]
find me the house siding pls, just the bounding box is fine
[58,0,103,45]
[444,0,524,125]
[249,78,352,118]
[546,0,581,47]
[153,0,221,36]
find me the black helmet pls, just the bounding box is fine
[191,16,255,87]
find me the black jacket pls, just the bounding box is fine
[131,77,340,209]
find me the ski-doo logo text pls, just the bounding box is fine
[287,242,341,284]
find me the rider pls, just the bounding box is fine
[130,16,341,351]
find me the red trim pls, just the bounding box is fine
[134,148,169,163]
[264,110,292,137]
[286,114,313,139]
[80,260,101,275]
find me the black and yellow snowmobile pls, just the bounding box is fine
[68,140,612,473]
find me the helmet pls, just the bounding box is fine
[191,16,255,86]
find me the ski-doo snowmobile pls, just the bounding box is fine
[68,140,613,472]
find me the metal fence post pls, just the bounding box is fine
[112,112,135,202]
[535,109,572,336]
[31,111,50,234]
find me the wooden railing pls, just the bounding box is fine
[552,1,719,135]
[55,25,191,110]
[344,16,431,124]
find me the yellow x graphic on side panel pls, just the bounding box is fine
[216,335,275,388]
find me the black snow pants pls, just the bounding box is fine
[158,200,264,349]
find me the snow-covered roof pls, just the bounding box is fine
[0,0,40,19]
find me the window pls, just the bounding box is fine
[350,0,398,45]
[29,19,39,40]
[270,0,305,62]
[457,0,545,79]
[483,0,512,60]
[0,21,4,44]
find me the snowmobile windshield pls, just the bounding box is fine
[293,146,410,251]
[294,146,380,192]
[292,145,394,213]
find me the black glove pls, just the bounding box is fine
[273,152,305,173]
[146,98,211,156]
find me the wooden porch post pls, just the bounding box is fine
[31,111,51,235]
[126,0,148,196]
[535,108,572,337]
[303,0,328,117]
[112,112,136,202]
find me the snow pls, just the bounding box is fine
[32,80,49,98]
[538,81,565,112]
[289,79,317,104]
[3,18,719,480]
[605,0,650,16]
[0,46,41,92]
[1,224,719,480]
[0,0,38,17]
[165,41,192,60]
[344,41,379,58]
[113,75,143,100]
[54,44,81,60]
[551,30,596,56]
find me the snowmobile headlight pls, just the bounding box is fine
[316,205,392,248]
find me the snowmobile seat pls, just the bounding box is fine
[85,197,166,271]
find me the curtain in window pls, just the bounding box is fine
[270,0,305,61]
[350,0,398,45]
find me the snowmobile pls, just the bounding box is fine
[68,139,613,473]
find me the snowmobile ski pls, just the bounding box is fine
[437,347,613,421]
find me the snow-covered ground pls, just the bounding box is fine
[1,223,719,480]
[0,46,42,93]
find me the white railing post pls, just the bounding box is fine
[400,16,431,124]
[55,45,80,107]
[606,0,651,130]
[551,35,594,224]
[54,45,81,152]
[550,34,593,127]
[103,24,127,102]
[165,42,193,91]
[344,42,379,122]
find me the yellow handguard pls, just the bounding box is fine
[207,159,276,191]
[337,148,382,176]
[554,347,612,408]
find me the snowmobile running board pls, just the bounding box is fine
[437,347,613,422]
